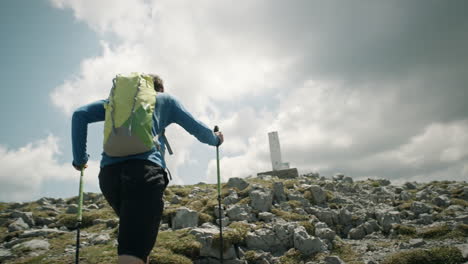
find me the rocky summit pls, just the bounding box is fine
[0,173,467,264]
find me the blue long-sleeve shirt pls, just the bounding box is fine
[72,93,220,168]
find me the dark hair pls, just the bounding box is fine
[149,74,164,92]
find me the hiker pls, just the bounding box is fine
[71,73,224,264]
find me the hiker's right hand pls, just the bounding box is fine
[215,131,224,146]
[73,163,88,171]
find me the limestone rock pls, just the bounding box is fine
[13,239,50,251]
[8,218,29,232]
[19,228,66,238]
[11,211,35,227]
[348,226,366,240]
[315,227,336,241]
[377,211,401,233]
[250,190,273,212]
[226,204,255,222]
[272,182,287,203]
[189,224,238,260]
[324,255,346,264]
[172,207,199,229]
[90,233,111,245]
[293,226,327,256]
[0,248,14,262]
[410,201,431,215]
[66,204,79,214]
[308,185,327,205]
[226,177,249,191]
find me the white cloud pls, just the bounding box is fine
[48,0,468,186]
[0,135,100,202]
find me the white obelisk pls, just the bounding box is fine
[268,131,290,171]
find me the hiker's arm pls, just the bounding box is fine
[72,100,106,168]
[170,97,221,146]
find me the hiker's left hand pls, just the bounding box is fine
[215,131,224,146]
[73,163,88,171]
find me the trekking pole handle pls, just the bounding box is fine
[214,126,219,132]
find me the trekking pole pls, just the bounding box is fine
[75,167,85,264]
[214,126,224,264]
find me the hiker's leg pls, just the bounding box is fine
[117,160,167,262]
[118,254,145,264]
[98,163,124,216]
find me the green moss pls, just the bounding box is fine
[156,230,201,258]
[150,248,193,264]
[238,197,251,205]
[382,247,464,264]
[244,250,262,263]
[213,221,250,250]
[282,179,297,189]
[287,200,302,208]
[278,249,303,264]
[199,212,213,225]
[394,224,417,237]
[271,209,309,221]
[168,185,192,197]
[331,240,363,263]
[398,202,413,211]
[299,221,315,236]
[371,181,380,187]
[419,224,451,239]
[451,198,468,207]
[58,212,101,230]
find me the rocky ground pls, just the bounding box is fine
[0,172,467,264]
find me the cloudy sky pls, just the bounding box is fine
[1,0,467,202]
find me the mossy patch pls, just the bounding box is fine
[299,221,315,236]
[278,249,304,264]
[150,247,192,264]
[58,212,101,230]
[331,239,363,264]
[156,229,201,258]
[450,198,468,207]
[394,224,417,237]
[381,246,464,264]
[213,221,250,250]
[271,209,309,221]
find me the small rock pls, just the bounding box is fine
[13,239,50,251]
[404,182,417,190]
[11,211,35,227]
[348,226,366,240]
[293,226,327,256]
[308,185,327,205]
[171,195,181,204]
[87,204,99,210]
[342,176,353,184]
[315,227,336,241]
[324,255,346,264]
[250,190,273,212]
[409,238,426,248]
[90,233,111,245]
[226,177,249,191]
[410,201,431,215]
[259,212,275,223]
[433,195,451,207]
[8,218,29,232]
[66,204,79,214]
[273,182,287,203]
[172,207,198,229]
[20,228,66,238]
[0,248,14,262]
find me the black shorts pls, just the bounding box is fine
[98,159,169,261]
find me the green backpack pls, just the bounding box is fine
[103,73,157,157]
